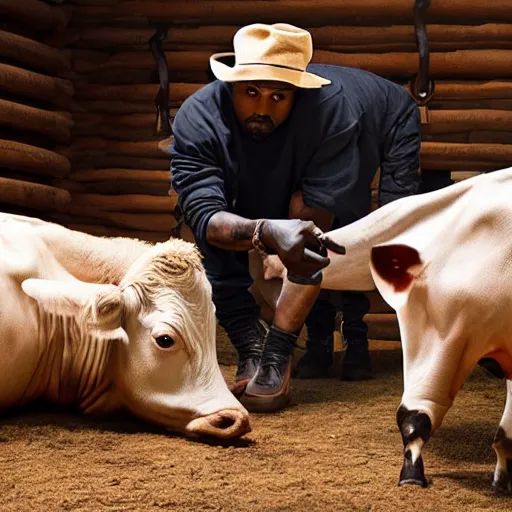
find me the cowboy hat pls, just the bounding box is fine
[210,23,331,88]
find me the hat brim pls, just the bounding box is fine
[210,53,331,89]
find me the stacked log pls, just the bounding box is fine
[0,2,73,216]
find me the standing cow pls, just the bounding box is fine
[0,214,250,440]
[253,167,512,492]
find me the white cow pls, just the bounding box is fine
[0,213,250,440]
[253,166,512,492]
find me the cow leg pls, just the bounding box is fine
[492,380,512,494]
[394,315,473,488]
[396,405,432,487]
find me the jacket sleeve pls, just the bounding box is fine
[379,103,422,206]
[170,98,228,247]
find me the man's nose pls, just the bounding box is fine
[255,95,272,114]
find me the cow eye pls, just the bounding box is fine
[155,335,175,349]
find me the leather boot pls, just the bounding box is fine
[228,319,267,397]
[242,326,297,413]
[294,334,333,379]
[340,339,373,381]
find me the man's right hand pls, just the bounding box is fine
[259,219,345,278]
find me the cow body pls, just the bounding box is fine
[0,214,250,440]
[253,166,512,491]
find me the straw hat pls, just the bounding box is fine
[210,23,331,88]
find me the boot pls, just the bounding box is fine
[228,319,267,397]
[294,333,333,379]
[242,326,298,413]
[340,339,373,381]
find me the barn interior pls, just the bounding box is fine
[1,0,512,343]
[2,2,512,511]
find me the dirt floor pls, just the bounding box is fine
[0,331,511,512]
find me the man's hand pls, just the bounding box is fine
[259,219,345,278]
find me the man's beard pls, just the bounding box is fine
[244,114,275,141]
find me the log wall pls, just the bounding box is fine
[0,1,74,217]
[2,0,512,340]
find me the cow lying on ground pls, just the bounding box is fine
[252,167,512,493]
[0,213,250,440]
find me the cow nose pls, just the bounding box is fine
[186,408,252,439]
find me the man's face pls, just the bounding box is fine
[232,81,296,141]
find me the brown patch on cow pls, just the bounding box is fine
[371,245,421,292]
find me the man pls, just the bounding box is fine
[171,23,421,412]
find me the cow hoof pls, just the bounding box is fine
[399,452,428,488]
[493,469,512,495]
[399,477,429,488]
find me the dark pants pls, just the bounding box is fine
[199,242,260,336]
[305,289,370,347]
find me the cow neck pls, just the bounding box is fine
[46,229,151,285]
[21,308,119,412]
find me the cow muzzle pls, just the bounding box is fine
[185,408,252,439]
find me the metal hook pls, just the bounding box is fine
[411,0,434,105]
[410,75,435,106]
[149,26,173,138]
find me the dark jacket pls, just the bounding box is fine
[171,64,421,248]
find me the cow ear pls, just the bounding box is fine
[22,278,124,331]
[370,244,424,310]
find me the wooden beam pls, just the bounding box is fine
[70,193,178,213]
[72,0,512,24]
[365,313,400,342]
[420,160,504,171]
[0,140,71,177]
[0,177,71,212]
[57,24,512,49]
[79,180,170,196]
[0,30,70,75]
[61,210,176,232]
[0,99,74,142]
[69,155,170,170]
[0,0,69,30]
[421,142,512,162]
[69,168,170,182]
[71,49,512,79]
[60,138,166,158]
[74,82,203,102]
[424,110,512,133]
[0,64,74,107]
[415,80,512,99]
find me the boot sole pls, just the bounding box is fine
[240,387,291,413]
[230,379,250,398]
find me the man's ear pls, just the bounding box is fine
[22,279,124,331]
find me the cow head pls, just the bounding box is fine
[22,239,251,440]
